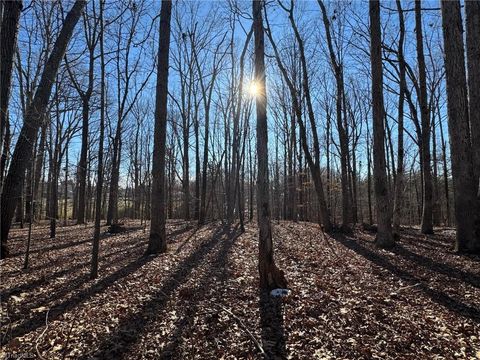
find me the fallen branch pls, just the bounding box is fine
[35,309,50,360]
[216,304,267,358]
[397,283,421,292]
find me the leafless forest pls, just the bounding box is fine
[1,0,479,358]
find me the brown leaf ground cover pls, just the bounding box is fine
[1,220,479,359]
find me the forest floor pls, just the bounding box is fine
[1,220,479,359]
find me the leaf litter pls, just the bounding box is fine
[0,220,479,359]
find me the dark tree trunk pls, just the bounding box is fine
[0,0,87,258]
[146,0,172,255]
[465,0,480,193]
[91,0,105,279]
[253,0,286,290]
[369,0,394,248]
[415,0,434,234]
[393,0,406,233]
[0,0,22,175]
[441,0,480,253]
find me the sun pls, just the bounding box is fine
[247,80,261,97]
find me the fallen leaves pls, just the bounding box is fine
[0,221,479,359]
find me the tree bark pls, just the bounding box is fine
[369,0,394,248]
[91,0,105,279]
[1,0,87,258]
[0,0,22,176]
[253,0,286,290]
[415,0,434,234]
[465,0,480,194]
[146,0,172,255]
[393,0,406,233]
[318,0,351,230]
[264,2,332,231]
[441,0,480,253]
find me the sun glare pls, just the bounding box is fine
[247,80,261,97]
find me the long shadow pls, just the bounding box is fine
[174,228,199,254]
[78,225,232,359]
[391,243,480,289]
[1,236,148,300]
[403,233,452,247]
[332,233,480,322]
[259,291,287,359]
[9,226,146,258]
[167,224,195,238]
[9,238,92,257]
[2,251,155,345]
[159,225,240,358]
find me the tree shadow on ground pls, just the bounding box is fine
[1,235,148,301]
[2,250,155,345]
[332,233,480,322]
[390,243,480,289]
[9,238,91,257]
[259,291,287,359]
[167,224,195,238]
[159,225,241,358]
[77,225,239,359]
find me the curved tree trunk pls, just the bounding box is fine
[0,0,87,258]
[0,0,22,177]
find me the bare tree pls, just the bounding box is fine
[392,0,406,233]
[440,0,479,253]
[415,0,433,234]
[253,0,286,289]
[264,1,332,231]
[369,0,394,248]
[465,0,480,193]
[146,0,172,255]
[0,0,22,186]
[1,0,87,258]
[318,0,351,231]
[91,0,106,279]
[65,1,100,224]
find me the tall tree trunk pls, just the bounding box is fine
[194,109,200,221]
[64,145,69,226]
[318,0,351,230]
[465,0,480,195]
[0,0,22,177]
[393,0,406,233]
[91,0,105,279]
[369,0,394,248]
[183,125,190,220]
[146,0,172,255]
[264,4,332,231]
[441,0,480,253]
[1,0,87,258]
[77,98,90,224]
[107,130,121,226]
[415,0,434,234]
[366,130,373,225]
[253,0,286,290]
[438,110,450,226]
